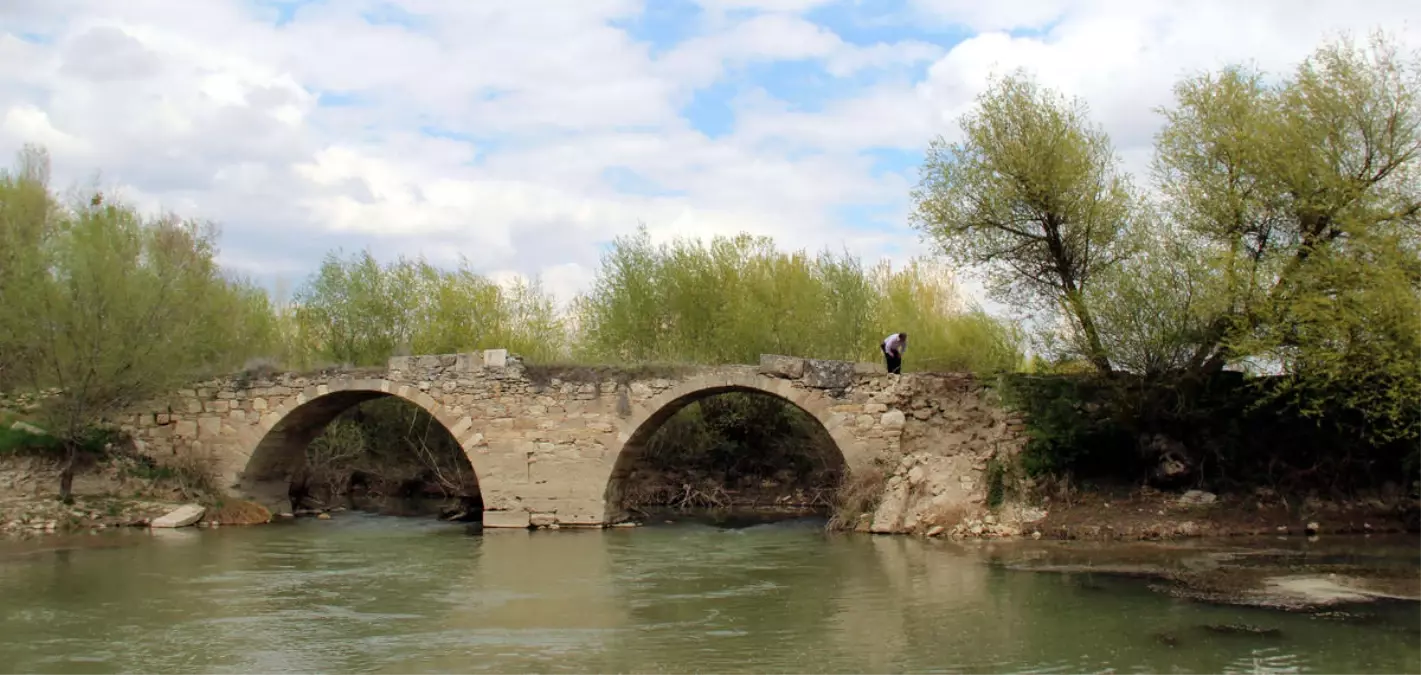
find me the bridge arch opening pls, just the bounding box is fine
[606,385,848,525]
[240,390,482,523]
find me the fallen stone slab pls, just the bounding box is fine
[150,504,206,528]
[758,354,805,379]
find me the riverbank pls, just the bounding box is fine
[6,446,1418,544]
[1015,484,1417,540]
[872,486,1418,544]
[0,455,277,536]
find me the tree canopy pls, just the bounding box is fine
[913,31,1420,448]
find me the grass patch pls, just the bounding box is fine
[0,424,64,457]
[119,456,178,482]
[985,457,1006,509]
[828,464,886,530]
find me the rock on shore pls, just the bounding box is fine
[150,504,205,528]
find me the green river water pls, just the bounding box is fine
[0,513,1416,674]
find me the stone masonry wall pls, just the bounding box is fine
[864,374,1030,535]
[98,351,1026,531]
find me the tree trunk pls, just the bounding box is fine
[58,440,76,502]
[1065,290,1113,375]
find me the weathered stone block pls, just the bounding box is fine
[758,354,805,379]
[802,359,854,389]
[482,510,530,528]
[855,361,887,375]
[880,410,906,429]
[174,420,197,438]
[197,416,222,439]
[483,349,508,367]
[151,504,205,528]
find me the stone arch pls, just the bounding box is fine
[235,377,491,513]
[602,372,869,522]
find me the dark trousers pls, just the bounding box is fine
[884,352,901,374]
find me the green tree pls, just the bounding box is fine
[1155,33,1420,367]
[1153,32,1421,441]
[572,225,1023,372]
[0,148,269,499]
[911,71,1136,374]
[293,250,414,366]
[1083,214,1220,376]
[0,145,55,391]
[289,250,567,367]
[496,275,568,363]
[874,259,1024,373]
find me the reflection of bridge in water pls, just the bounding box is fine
[124,351,1020,528]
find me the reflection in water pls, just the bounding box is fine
[0,514,1416,674]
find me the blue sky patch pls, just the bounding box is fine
[600,166,685,198]
[808,0,972,47]
[613,0,704,56]
[862,148,923,179]
[360,2,426,29]
[248,0,307,26]
[681,79,739,138]
[315,90,365,107]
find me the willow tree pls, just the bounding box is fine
[911,72,1135,374]
[0,147,273,498]
[1154,32,1421,442]
[290,251,567,367]
[293,251,415,366]
[571,225,1023,372]
[0,146,54,391]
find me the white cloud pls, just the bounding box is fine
[1,0,1417,320]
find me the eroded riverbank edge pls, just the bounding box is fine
[0,455,274,534]
[954,534,1421,615]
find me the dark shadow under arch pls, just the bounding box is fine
[239,391,482,520]
[605,385,847,523]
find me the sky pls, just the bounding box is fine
[1,0,1418,311]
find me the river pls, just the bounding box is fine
[0,513,1416,674]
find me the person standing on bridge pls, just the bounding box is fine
[881,332,907,374]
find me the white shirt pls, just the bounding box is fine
[882,334,905,356]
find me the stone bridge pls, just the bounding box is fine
[121,351,1026,529]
